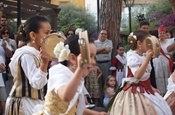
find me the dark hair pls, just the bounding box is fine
[104,75,117,91]
[99,29,108,33]
[166,30,173,37]
[60,35,80,66]
[0,28,10,38]
[139,20,150,27]
[16,16,49,42]
[116,43,124,49]
[128,30,149,50]
[65,28,75,37]
[1,16,6,19]
[60,35,95,66]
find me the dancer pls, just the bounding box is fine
[5,16,51,115]
[34,35,108,115]
[108,30,172,115]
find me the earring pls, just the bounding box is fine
[32,40,35,43]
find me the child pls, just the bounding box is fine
[108,30,172,115]
[85,65,102,106]
[34,35,108,115]
[110,43,126,85]
[5,16,50,115]
[103,75,117,107]
[164,71,175,114]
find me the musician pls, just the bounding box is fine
[5,16,51,115]
[34,35,108,115]
[108,30,172,115]
[139,20,157,88]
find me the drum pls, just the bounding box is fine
[79,30,91,67]
[41,33,65,60]
[145,36,160,58]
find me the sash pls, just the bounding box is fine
[160,48,173,72]
[116,55,126,65]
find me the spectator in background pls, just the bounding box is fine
[103,75,117,107]
[94,29,113,106]
[0,16,8,34]
[0,55,6,115]
[110,43,126,86]
[85,65,102,106]
[166,30,173,39]
[65,28,75,38]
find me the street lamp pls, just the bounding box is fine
[97,0,100,31]
[123,0,134,33]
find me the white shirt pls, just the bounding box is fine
[9,46,47,89]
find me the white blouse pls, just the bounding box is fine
[122,50,151,85]
[9,46,48,89]
[48,63,85,115]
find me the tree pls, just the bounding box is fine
[169,0,175,12]
[99,0,122,55]
[57,3,97,36]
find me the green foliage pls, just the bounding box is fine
[8,20,17,34]
[57,3,97,36]
[146,0,172,29]
[146,0,171,17]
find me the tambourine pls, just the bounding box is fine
[78,30,91,67]
[145,36,160,58]
[41,33,65,60]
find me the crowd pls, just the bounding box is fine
[0,14,175,115]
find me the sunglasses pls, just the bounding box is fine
[2,32,9,34]
[68,33,74,36]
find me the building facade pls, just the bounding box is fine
[51,0,85,8]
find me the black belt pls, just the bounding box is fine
[97,60,110,63]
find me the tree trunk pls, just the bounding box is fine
[99,0,122,56]
[169,0,175,12]
[0,6,3,19]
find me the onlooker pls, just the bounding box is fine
[94,29,113,106]
[85,65,102,106]
[103,75,117,107]
[0,55,6,115]
[65,28,75,38]
[110,43,126,85]
[166,31,173,39]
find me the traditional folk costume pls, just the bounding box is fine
[153,38,174,95]
[34,63,86,115]
[110,54,126,85]
[164,74,175,114]
[5,46,48,115]
[109,50,172,115]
